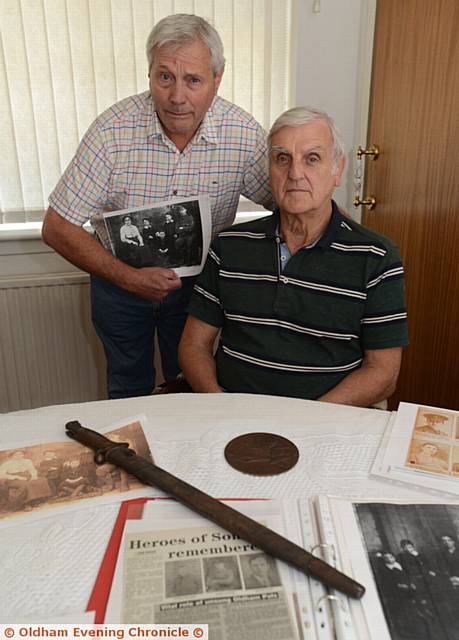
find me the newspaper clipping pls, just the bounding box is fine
[121,525,298,639]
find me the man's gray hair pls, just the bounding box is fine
[268,106,345,169]
[146,14,225,76]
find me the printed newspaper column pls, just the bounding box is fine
[121,525,299,638]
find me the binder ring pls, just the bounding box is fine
[310,542,336,565]
[316,594,346,612]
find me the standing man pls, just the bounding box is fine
[375,551,429,638]
[435,535,459,589]
[174,205,196,265]
[397,539,437,606]
[42,14,271,399]
[179,106,408,406]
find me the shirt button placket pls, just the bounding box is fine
[171,151,181,197]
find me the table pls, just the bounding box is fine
[0,393,429,622]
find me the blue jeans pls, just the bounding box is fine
[90,275,194,399]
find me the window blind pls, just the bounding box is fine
[0,0,293,223]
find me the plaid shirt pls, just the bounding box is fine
[49,92,272,248]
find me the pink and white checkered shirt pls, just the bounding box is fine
[49,92,272,247]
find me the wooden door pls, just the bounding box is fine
[362,0,459,410]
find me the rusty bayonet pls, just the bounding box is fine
[66,420,365,600]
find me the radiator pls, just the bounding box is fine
[0,273,106,412]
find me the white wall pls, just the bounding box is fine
[293,0,367,213]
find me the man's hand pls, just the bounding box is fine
[129,267,181,301]
[42,207,180,301]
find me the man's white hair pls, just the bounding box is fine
[146,14,225,76]
[268,106,345,171]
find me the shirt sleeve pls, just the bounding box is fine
[48,117,113,225]
[361,242,409,350]
[187,239,224,328]
[241,123,274,210]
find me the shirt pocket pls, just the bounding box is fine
[194,172,243,231]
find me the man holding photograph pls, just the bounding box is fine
[42,14,272,399]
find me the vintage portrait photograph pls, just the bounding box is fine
[406,438,451,475]
[452,447,459,475]
[413,408,454,439]
[371,403,459,497]
[240,553,282,590]
[354,502,459,640]
[0,421,152,521]
[164,559,203,599]
[203,555,242,592]
[103,198,206,273]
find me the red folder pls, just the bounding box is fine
[87,497,151,622]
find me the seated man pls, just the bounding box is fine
[179,106,408,407]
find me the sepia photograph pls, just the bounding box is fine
[414,408,454,439]
[451,447,459,475]
[103,197,210,276]
[406,438,450,475]
[0,421,152,521]
[354,502,459,640]
[372,403,459,497]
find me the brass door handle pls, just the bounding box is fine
[353,195,376,210]
[356,144,380,160]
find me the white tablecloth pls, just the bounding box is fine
[0,394,427,621]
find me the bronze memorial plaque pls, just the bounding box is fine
[224,432,299,476]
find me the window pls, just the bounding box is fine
[1,0,293,223]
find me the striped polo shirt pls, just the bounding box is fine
[49,91,272,248]
[188,202,408,400]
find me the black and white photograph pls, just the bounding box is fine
[203,555,242,592]
[240,553,282,590]
[164,559,203,599]
[354,502,459,640]
[102,196,211,277]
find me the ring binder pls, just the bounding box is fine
[316,593,346,613]
[311,542,336,565]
